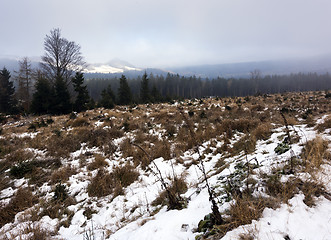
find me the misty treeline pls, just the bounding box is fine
[1,27,331,116]
[86,72,331,101]
[2,65,331,116]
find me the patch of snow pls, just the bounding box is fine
[221,194,331,240]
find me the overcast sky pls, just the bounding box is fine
[1,0,330,68]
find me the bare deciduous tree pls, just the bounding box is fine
[15,57,33,111]
[250,69,261,94]
[40,28,86,85]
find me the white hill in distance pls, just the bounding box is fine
[85,58,141,74]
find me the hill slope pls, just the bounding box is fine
[0,91,330,240]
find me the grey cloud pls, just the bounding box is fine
[1,0,331,67]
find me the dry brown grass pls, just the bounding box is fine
[1,222,55,240]
[134,130,149,144]
[50,166,77,184]
[67,117,90,127]
[72,127,122,155]
[239,233,254,240]
[152,140,171,160]
[151,175,188,207]
[316,115,331,132]
[112,164,140,188]
[195,123,218,144]
[45,134,81,158]
[87,154,108,171]
[301,137,330,170]
[0,188,38,228]
[39,197,75,231]
[228,196,274,226]
[0,136,27,159]
[20,222,53,240]
[300,180,327,207]
[120,139,150,168]
[251,122,273,141]
[264,174,301,203]
[6,149,34,164]
[0,149,34,176]
[215,195,277,239]
[88,164,139,198]
[264,172,327,207]
[231,135,256,156]
[87,169,114,197]
[9,158,62,186]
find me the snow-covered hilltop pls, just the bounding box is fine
[85,59,141,74]
[0,91,330,240]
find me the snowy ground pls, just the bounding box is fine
[0,95,330,240]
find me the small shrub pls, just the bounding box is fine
[28,123,37,131]
[165,124,177,138]
[87,169,115,197]
[198,213,217,232]
[40,198,75,223]
[53,184,69,202]
[40,199,73,220]
[10,161,33,178]
[83,207,97,220]
[122,121,130,131]
[52,129,62,137]
[46,118,54,124]
[69,112,77,119]
[274,141,290,155]
[74,127,122,151]
[112,164,139,188]
[151,175,188,209]
[37,119,48,128]
[69,117,89,127]
[264,173,283,197]
[199,111,207,119]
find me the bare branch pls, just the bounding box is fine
[40,28,86,85]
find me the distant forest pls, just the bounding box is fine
[86,72,331,101]
[2,28,330,116]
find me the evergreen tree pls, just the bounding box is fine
[98,85,115,109]
[151,84,162,103]
[53,77,71,114]
[72,72,90,112]
[117,75,132,105]
[140,71,150,103]
[0,67,17,114]
[31,73,54,114]
[86,97,96,110]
